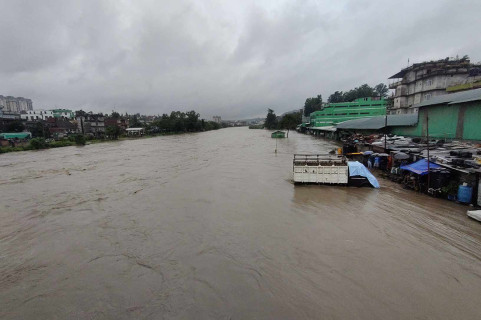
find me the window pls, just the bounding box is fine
[425,79,433,86]
[424,93,432,101]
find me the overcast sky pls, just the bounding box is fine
[1,0,480,119]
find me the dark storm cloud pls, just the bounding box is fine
[1,0,480,119]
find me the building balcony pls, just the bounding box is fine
[389,80,402,89]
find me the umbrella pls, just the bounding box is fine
[394,152,409,160]
[378,153,389,157]
[362,151,373,155]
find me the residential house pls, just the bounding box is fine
[104,117,129,132]
[20,110,54,121]
[76,113,105,137]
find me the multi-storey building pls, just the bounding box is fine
[0,95,33,113]
[20,110,54,121]
[308,97,387,128]
[76,113,105,136]
[213,116,222,123]
[52,109,75,119]
[388,57,481,114]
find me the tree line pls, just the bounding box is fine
[327,83,389,103]
[264,109,302,131]
[146,110,224,134]
[303,83,389,116]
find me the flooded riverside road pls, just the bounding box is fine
[1,127,481,319]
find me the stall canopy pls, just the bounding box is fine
[0,132,32,139]
[400,159,440,175]
[348,161,380,188]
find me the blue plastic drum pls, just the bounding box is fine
[457,185,473,203]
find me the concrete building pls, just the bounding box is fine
[105,117,129,132]
[76,113,105,137]
[20,110,54,121]
[388,57,481,114]
[213,116,221,123]
[52,109,75,119]
[0,95,33,113]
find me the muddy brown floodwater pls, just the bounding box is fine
[1,127,481,319]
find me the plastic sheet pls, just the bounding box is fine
[400,159,441,175]
[348,161,380,188]
[467,210,481,222]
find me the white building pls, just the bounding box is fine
[21,110,54,121]
[0,95,33,113]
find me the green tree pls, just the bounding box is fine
[356,84,375,98]
[74,134,86,145]
[110,111,121,119]
[29,138,48,149]
[129,115,143,128]
[342,84,375,102]
[30,121,47,138]
[106,125,121,140]
[303,94,322,116]
[185,110,200,132]
[328,91,344,103]
[264,108,278,130]
[374,83,389,98]
[6,120,25,132]
[279,112,301,137]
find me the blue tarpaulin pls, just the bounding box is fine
[400,159,440,175]
[348,161,380,188]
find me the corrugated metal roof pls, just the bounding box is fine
[310,126,337,132]
[413,87,481,108]
[0,132,32,139]
[335,114,418,130]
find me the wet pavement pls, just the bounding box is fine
[1,127,481,319]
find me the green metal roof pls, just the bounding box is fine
[335,114,418,130]
[0,132,32,139]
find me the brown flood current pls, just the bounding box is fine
[1,127,481,319]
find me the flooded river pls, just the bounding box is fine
[1,127,481,319]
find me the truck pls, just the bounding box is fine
[293,154,349,184]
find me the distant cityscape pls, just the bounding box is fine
[2,55,481,144]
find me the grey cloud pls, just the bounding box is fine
[1,0,481,119]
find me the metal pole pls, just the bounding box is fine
[426,108,430,191]
[384,111,387,151]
